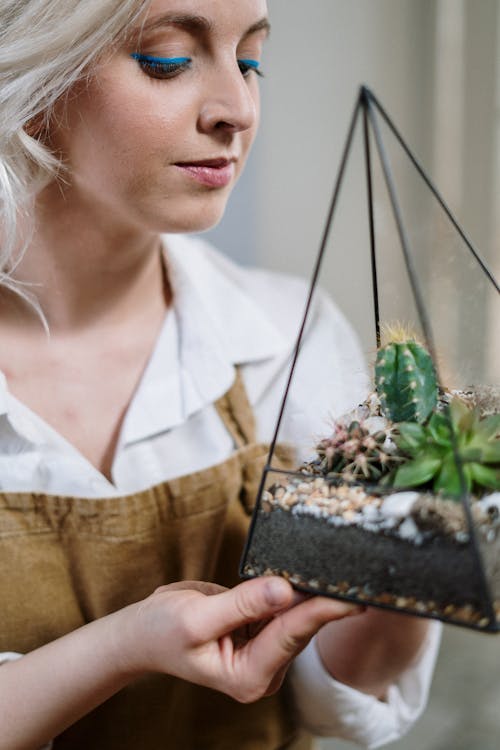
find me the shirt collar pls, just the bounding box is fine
[120,235,288,445]
[0,373,43,450]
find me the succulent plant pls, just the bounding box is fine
[312,322,499,502]
[391,397,500,498]
[315,419,403,482]
[375,325,438,424]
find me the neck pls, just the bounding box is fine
[6,182,170,334]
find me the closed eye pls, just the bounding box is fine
[237,58,263,78]
[131,53,192,79]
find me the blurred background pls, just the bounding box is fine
[205,1,500,748]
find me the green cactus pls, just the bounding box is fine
[315,420,403,482]
[375,328,438,423]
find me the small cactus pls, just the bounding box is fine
[315,420,403,482]
[375,325,438,423]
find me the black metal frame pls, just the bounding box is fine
[240,86,500,631]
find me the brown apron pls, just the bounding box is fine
[0,372,313,750]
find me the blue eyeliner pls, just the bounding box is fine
[237,58,260,70]
[131,53,190,64]
[131,53,262,79]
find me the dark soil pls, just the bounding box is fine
[243,507,493,620]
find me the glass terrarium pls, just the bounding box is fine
[241,87,500,632]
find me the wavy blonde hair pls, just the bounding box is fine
[0,0,151,309]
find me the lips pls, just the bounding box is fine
[174,157,235,188]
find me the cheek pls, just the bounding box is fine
[61,81,191,189]
[75,106,164,184]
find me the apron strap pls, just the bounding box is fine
[214,368,257,448]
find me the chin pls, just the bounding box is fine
[154,195,230,234]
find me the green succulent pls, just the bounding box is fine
[391,397,500,498]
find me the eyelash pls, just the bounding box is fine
[237,59,264,78]
[131,53,191,79]
[131,53,263,80]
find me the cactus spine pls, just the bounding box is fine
[375,328,438,423]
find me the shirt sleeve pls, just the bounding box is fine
[0,651,23,665]
[288,621,441,747]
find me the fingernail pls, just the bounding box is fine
[346,604,366,617]
[265,578,290,607]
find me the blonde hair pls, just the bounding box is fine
[0,0,151,308]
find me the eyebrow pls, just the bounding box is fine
[136,13,271,39]
[243,18,271,39]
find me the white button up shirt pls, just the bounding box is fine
[0,234,440,747]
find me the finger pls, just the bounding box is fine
[237,596,362,689]
[263,663,289,696]
[257,593,337,696]
[198,577,294,641]
[154,581,228,597]
[280,589,311,612]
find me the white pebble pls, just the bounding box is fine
[477,493,500,514]
[381,492,419,518]
[398,517,421,542]
[362,504,380,520]
[364,416,389,434]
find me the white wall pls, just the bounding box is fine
[253,1,436,351]
[256,0,435,272]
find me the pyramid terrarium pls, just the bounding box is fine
[241,87,500,632]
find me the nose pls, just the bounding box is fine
[197,61,258,135]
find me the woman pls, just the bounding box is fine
[0,1,440,748]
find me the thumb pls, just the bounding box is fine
[200,577,294,639]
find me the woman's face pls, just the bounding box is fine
[49,0,268,234]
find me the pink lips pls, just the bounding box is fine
[175,158,235,188]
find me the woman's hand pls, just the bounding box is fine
[120,577,362,703]
[0,576,360,750]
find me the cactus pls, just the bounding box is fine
[375,325,438,423]
[314,419,403,482]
